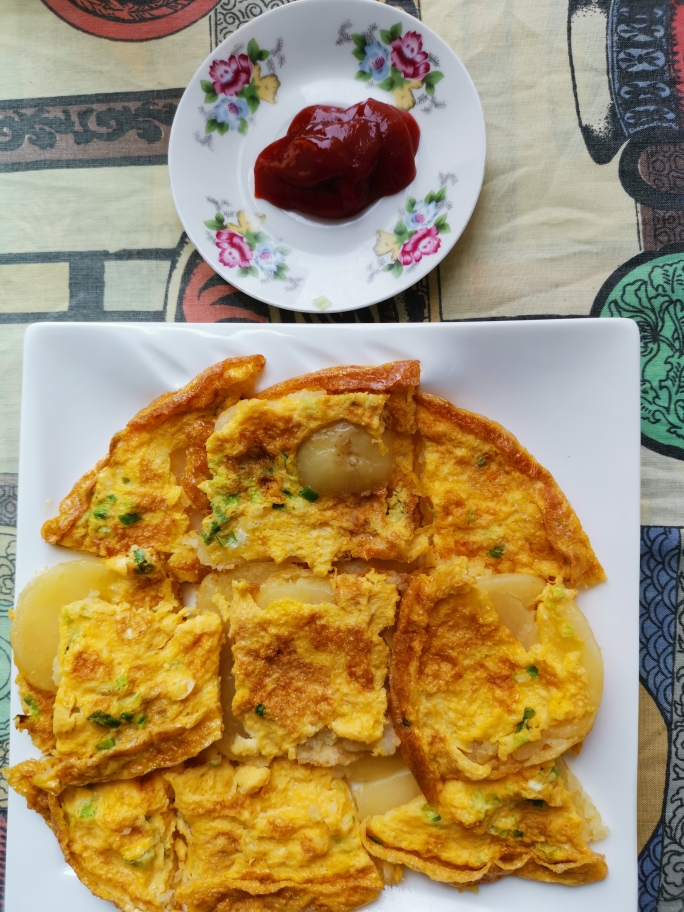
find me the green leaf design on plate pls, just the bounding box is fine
[238,118,248,135]
[390,22,402,41]
[201,79,219,103]
[355,70,372,82]
[422,70,444,88]
[247,38,263,65]
[383,261,403,278]
[352,48,366,61]
[216,121,229,135]
[206,118,219,133]
[406,197,416,214]
[380,29,393,45]
[351,33,368,49]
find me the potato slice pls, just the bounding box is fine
[346,754,421,819]
[11,560,130,692]
[476,574,546,650]
[297,421,393,495]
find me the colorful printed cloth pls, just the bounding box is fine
[0,0,681,909]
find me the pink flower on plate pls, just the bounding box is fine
[216,230,253,268]
[399,226,441,266]
[209,54,253,96]
[390,31,430,80]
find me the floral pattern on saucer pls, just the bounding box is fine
[338,20,444,111]
[373,182,452,278]
[205,206,294,283]
[201,38,282,136]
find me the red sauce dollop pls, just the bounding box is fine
[254,99,420,219]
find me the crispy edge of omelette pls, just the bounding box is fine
[166,758,384,912]
[415,392,605,588]
[41,355,266,581]
[389,559,603,800]
[255,359,419,436]
[14,672,56,753]
[6,762,177,912]
[360,766,608,887]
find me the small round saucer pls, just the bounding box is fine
[168,0,485,314]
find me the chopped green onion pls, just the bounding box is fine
[119,712,134,723]
[255,703,265,716]
[401,718,411,727]
[88,711,122,729]
[133,547,153,574]
[525,665,539,679]
[488,544,505,559]
[476,455,487,467]
[135,714,147,727]
[515,706,536,733]
[93,506,108,520]
[95,736,116,751]
[202,521,221,545]
[78,801,97,819]
[561,624,576,638]
[23,695,40,720]
[528,799,545,808]
[272,503,285,509]
[122,477,130,483]
[106,494,117,503]
[283,489,293,498]
[300,487,319,502]
[114,675,128,691]
[421,804,441,824]
[512,829,524,838]
[118,512,142,526]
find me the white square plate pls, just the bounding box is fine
[8,319,640,912]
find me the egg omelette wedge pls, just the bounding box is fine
[42,355,265,582]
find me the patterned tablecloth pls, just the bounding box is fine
[0,0,682,908]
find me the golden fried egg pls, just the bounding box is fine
[391,559,603,796]
[416,392,605,587]
[167,758,383,912]
[198,361,426,575]
[5,762,176,912]
[24,580,223,794]
[42,356,265,582]
[361,762,607,887]
[212,567,399,764]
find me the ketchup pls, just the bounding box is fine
[254,99,420,219]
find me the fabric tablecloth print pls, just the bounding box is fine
[1,0,684,909]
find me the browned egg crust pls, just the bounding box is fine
[41,355,265,582]
[416,392,605,587]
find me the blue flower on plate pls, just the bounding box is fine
[254,242,284,274]
[360,40,392,82]
[214,96,250,130]
[405,199,439,231]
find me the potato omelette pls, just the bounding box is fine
[6,355,610,911]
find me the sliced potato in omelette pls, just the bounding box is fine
[7,763,177,912]
[42,355,265,582]
[391,559,603,798]
[416,392,605,587]
[166,758,383,912]
[22,581,223,794]
[361,762,608,886]
[221,567,399,764]
[198,361,427,575]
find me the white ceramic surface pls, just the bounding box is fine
[8,319,640,912]
[168,0,486,314]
